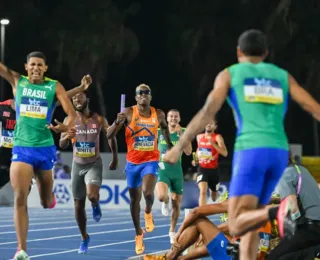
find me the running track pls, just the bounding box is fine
[0,207,216,259]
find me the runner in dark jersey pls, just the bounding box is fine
[59,91,118,254]
[0,99,16,189]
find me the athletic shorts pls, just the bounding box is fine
[158,167,184,195]
[206,232,232,260]
[11,145,57,171]
[71,157,103,200]
[125,161,159,188]
[229,147,288,205]
[196,167,220,192]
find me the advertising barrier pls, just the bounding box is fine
[27,179,230,209]
[28,179,161,209]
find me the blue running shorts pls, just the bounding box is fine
[229,147,288,205]
[125,161,159,188]
[12,145,57,171]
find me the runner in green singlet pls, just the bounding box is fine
[156,109,192,244]
[164,30,320,259]
[0,51,77,260]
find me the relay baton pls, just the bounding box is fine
[120,94,126,112]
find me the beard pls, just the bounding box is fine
[74,100,88,112]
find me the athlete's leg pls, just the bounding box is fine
[74,199,87,239]
[170,193,182,233]
[126,162,145,254]
[36,146,57,208]
[156,180,170,204]
[85,159,103,222]
[36,170,55,208]
[156,172,170,216]
[142,174,157,214]
[170,175,184,235]
[141,162,158,233]
[166,217,225,260]
[129,187,143,234]
[197,181,208,206]
[208,169,220,202]
[71,161,90,253]
[228,148,288,260]
[10,162,33,252]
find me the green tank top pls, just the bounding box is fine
[226,62,289,151]
[158,128,184,171]
[14,76,57,147]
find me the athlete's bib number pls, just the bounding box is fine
[75,142,95,157]
[259,232,270,253]
[20,97,48,119]
[198,148,212,160]
[244,78,284,105]
[0,130,14,148]
[133,136,155,151]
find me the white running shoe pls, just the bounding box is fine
[13,250,29,260]
[169,232,176,244]
[161,202,169,216]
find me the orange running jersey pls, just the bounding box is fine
[125,105,160,164]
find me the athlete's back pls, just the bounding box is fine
[227,62,289,151]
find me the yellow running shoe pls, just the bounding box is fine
[144,212,155,232]
[135,230,145,255]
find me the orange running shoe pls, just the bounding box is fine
[135,230,145,255]
[144,212,155,232]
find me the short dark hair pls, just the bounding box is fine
[168,109,180,114]
[26,51,47,63]
[238,29,267,56]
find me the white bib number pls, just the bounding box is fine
[244,78,284,105]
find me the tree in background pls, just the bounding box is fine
[45,0,140,151]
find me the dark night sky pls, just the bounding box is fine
[1,0,320,173]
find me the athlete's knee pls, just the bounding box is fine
[14,191,28,207]
[157,192,168,202]
[87,191,99,204]
[227,217,244,236]
[143,190,154,203]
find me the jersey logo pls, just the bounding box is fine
[44,85,52,90]
[3,111,10,117]
[244,77,284,104]
[91,124,97,128]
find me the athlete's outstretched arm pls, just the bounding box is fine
[56,75,92,106]
[47,82,76,133]
[289,74,320,121]
[107,107,132,139]
[157,109,173,149]
[163,69,230,163]
[100,116,118,170]
[0,62,20,89]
